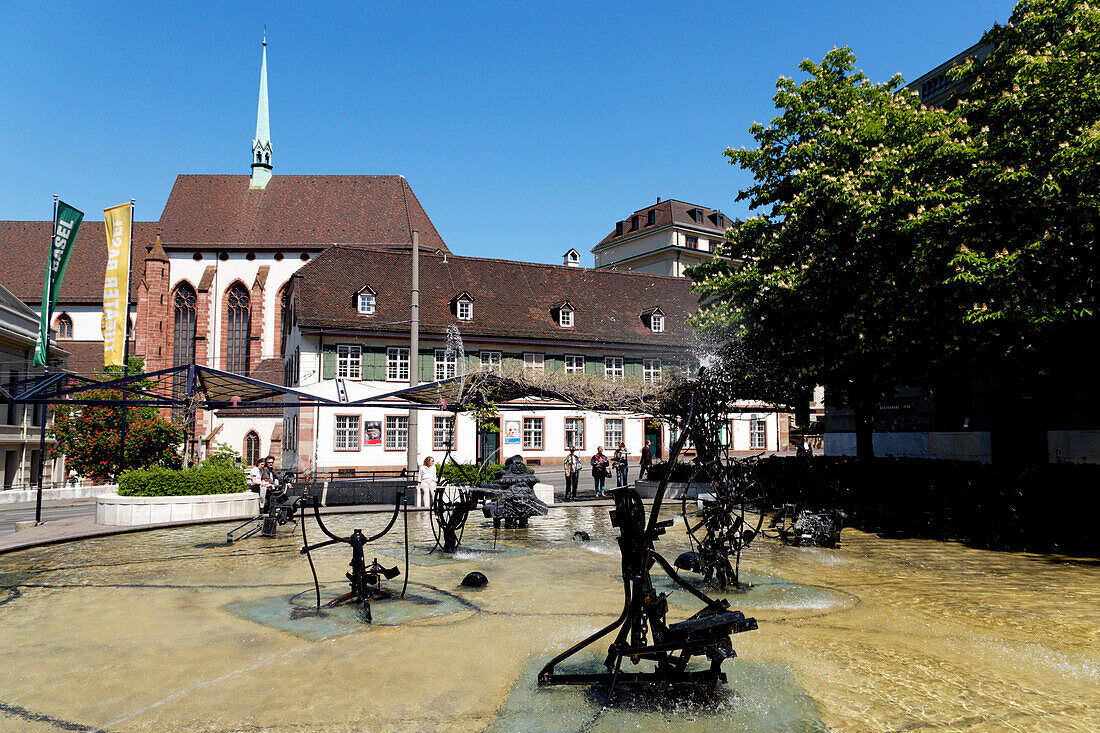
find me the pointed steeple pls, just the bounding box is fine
[250,31,273,189]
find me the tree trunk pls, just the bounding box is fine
[852,394,875,462]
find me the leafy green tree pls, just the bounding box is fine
[950,0,1099,341]
[690,47,970,459]
[49,359,184,483]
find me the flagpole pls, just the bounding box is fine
[117,199,134,478]
[34,194,59,525]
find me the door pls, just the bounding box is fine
[478,418,501,466]
[645,420,663,460]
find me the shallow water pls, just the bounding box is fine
[0,507,1097,732]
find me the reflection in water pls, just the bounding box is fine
[0,507,1097,731]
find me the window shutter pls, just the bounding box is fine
[322,344,337,380]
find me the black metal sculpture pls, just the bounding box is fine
[299,493,409,622]
[768,504,846,548]
[226,485,308,544]
[539,384,757,697]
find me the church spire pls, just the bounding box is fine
[250,30,272,189]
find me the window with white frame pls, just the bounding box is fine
[564,354,585,376]
[385,415,409,450]
[336,345,361,379]
[457,299,472,321]
[559,307,574,328]
[335,415,361,451]
[480,351,502,374]
[433,415,456,451]
[651,313,664,333]
[564,417,584,450]
[643,358,662,384]
[524,353,544,374]
[357,293,375,314]
[523,417,544,450]
[386,347,410,381]
[750,418,767,450]
[434,349,457,380]
[604,357,624,381]
[604,419,624,449]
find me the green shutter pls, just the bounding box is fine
[545,354,563,373]
[419,349,434,383]
[321,344,336,380]
[625,357,643,379]
[586,356,602,377]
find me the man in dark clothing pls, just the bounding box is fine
[639,440,653,480]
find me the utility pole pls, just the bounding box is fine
[407,230,419,477]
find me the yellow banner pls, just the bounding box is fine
[102,203,132,368]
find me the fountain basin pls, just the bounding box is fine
[95,490,258,526]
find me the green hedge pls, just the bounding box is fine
[118,465,248,497]
[438,462,503,484]
[646,460,710,483]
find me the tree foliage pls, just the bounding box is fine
[49,361,185,483]
[950,0,1100,340]
[690,46,970,458]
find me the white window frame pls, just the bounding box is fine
[336,345,362,380]
[457,299,472,321]
[386,347,410,382]
[604,356,624,381]
[651,313,664,333]
[564,417,585,451]
[604,418,624,450]
[357,293,375,314]
[434,349,457,381]
[480,351,502,374]
[385,415,409,450]
[750,417,768,450]
[334,415,361,451]
[559,307,574,328]
[522,417,544,450]
[524,353,544,374]
[564,354,585,376]
[643,358,662,384]
[433,415,456,451]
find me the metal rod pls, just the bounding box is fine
[117,199,134,477]
[34,195,59,525]
[407,229,419,475]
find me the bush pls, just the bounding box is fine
[438,462,503,484]
[645,460,698,483]
[118,465,248,497]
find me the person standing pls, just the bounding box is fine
[260,456,279,510]
[248,459,265,505]
[417,456,437,508]
[614,441,629,488]
[564,448,581,501]
[590,447,609,497]
[639,440,652,481]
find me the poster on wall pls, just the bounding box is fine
[504,420,521,445]
[364,420,382,446]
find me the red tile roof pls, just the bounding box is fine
[594,199,730,251]
[0,221,154,304]
[293,246,701,349]
[157,175,448,252]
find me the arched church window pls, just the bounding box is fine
[56,313,73,339]
[172,284,197,421]
[257,152,262,163]
[244,431,260,468]
[226,283,251,374]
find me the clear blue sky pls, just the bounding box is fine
[1,1,1013,265]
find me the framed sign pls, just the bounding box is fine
[364,420,382,446]
[504,420,521,445]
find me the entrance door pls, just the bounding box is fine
[645,420,663,460]
[478,418,501,466]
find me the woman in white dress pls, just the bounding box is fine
[416,456,437,508]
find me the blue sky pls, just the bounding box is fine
[1,1,1013,264]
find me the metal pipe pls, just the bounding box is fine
[407,230,419,474]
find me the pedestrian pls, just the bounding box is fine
[614,441,629,487]
[417,456,437,508]
[590,446,609,497]
[248,459,265,505]
[639,440,652,481]
[564,447,581,501]
[801,438,813,457]
[260,455,279,510]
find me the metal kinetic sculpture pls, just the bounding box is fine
[540,382,758,696]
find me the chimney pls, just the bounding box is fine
[656,197,661,203]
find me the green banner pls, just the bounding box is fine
[33,200,83,367]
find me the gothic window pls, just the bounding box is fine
[226,283,251,374]
[279,287,288,356]
[172,284,197,421]
[244,431,260,467]
[56,314,73,339]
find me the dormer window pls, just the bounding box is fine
[630,216,639,231]
[651,313,664,333]
[452,291,475,321]
[615,221,624,236]
[690,209,704,224]
[715,213,725,227]
[357,285,377,314]
[647,209,656,226]
[559,307,574,328]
